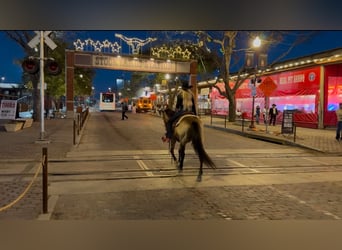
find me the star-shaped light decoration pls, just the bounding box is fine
[93,40,103,52]
[172,46,183,59]
[151,47,160,57]
[73,39,85,51]
[102,39,111,53]
[111,42,121,54]
[84,38,94,50]
[182,49,192,60]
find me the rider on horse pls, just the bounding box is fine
[162,79,197,143]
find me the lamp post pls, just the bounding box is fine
[249,74,259,129]
[247,36,266,129]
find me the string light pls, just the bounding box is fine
[74,38,122,54]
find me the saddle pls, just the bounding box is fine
[173,112,197,128]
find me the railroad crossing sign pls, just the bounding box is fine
[258,76,277,96]
[28,31,57,50]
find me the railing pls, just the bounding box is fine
[73,107,89,145]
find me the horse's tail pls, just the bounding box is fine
[191,120,216,169]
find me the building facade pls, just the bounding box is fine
[204,47,342,129]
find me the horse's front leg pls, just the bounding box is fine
[178,144,185,172]
[170,140,177,162]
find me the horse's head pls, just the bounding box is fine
[160,108,175,125]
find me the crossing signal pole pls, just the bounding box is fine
[27,31,57,140]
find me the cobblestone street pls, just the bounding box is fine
[50,180,342,220]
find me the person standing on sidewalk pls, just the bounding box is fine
[269,104,278,126]
[121,102,128,120]
[335,102,342,141]
[262,105,267,124]
[255,105,261,124]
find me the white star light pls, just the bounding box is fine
[111,42,121,54]
[93,40,103,52]
[73,39,85,51]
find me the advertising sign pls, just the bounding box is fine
[281,110,295,134]
[0,100,17,119]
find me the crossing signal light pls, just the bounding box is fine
[22,58,39,74]
[45,59,61,76]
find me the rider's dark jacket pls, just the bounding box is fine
[165,87,196,139]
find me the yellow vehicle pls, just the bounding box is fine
[136,97,153,112]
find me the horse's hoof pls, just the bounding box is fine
[196,176,202,182]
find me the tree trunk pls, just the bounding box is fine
[228,95,236,122]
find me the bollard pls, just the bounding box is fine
[42,147,48,214]
[77,114,80,135]
[73,119,76,145]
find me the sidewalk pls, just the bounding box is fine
[0,117,74,160]
[200,115,342,155]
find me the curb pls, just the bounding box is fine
[204,124,325,153]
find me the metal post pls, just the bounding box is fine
[73,119,76,145]
[40,31,45,140]
[42,147,48,214]
[249,75,256,129]
[265,96,269,133]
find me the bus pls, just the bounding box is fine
[99,92,116,111]
[135,97,153,112]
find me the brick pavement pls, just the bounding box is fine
[0,117,74,219]
[0,113,341,220]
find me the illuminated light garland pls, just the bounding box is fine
[151,45,193,60]
[73,38,122,54]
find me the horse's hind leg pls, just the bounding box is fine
[177,145,185,172]
[170,141,177,162]
[197,161,203,182]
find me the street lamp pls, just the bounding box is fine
[246,36,267,129]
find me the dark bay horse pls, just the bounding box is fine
[161,108,216,181]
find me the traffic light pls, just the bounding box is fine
[22,58,39,74]
[45,59,61,75]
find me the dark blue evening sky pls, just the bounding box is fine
[1,30,341,95]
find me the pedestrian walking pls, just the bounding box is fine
[335,102,342,141]
[121,102,128,120]
[255,105,260,124]
[269,104,278,126]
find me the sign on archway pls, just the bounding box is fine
[65,50,197,114]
